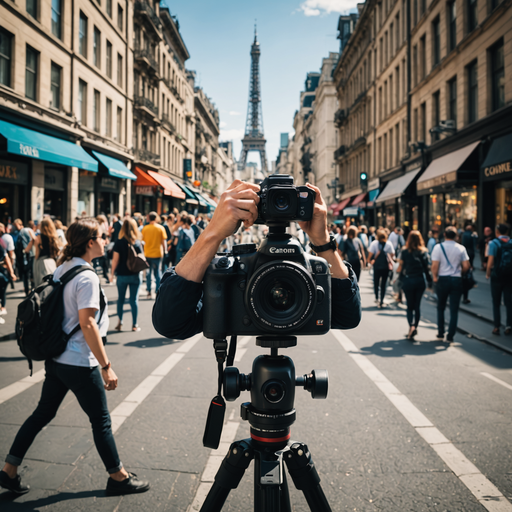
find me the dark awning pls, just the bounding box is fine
[92,151,136,180]
[481,133,512,182]
[176,183,199,204]
[376,168,422,203]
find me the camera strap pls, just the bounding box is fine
[203,336,237,449]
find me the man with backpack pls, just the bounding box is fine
[176,215,195,264]
[486,223,512,336]
[141,212,167,299]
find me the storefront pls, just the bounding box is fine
[0,159,29,225]
[133,167,158,214]
[481,132,512,227]
[417,141,480,233]
[44,166,66,219]
[78,171,96,217]
[146,170,186,215]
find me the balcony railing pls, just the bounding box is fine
[334,145,346,160]
[134,95,158,116]
[353,136,367,148]
[134,2,162,34]
[161,114,175,133]
[334,109,346,127]
[135,148,160,166]
[134,46,159,74]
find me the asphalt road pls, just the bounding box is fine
[1,270,511,511]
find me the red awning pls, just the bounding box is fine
[351,192,368,206]
[328,202,339,210]
[133,167,158,187]
[332,197,352,214]
[147,170,186,199]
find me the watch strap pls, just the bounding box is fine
[309,234,337,253]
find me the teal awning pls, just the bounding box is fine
[198,192,217,210]
[0,120,98,171]
[92,151,136,180]
[176,183,199,204]
[187,186,208,207]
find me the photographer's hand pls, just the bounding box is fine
[298,183,349,280]
[175,180,260,283]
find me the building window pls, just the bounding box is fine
[0,28,13,88]
[413,45,418,86]
[432,91,440,142]
[25,45,38,101]
[50,62,61,110]
[78,79,87,126]
[26,0,38,19]
[106,0,112,17]
[116,107,122,142]
[447,0,456,52]
[79,12,88,58]
[117,4,123,32]
[467,60,478,123]
[93,27,101,68]
[93,90,100,132]
[420,102,426,142]
[490,39,505,112]
[432,17,441,66]
[51,0,62,39]
[117,53,123,87]
[420,35,426,79]
[467,0,478,32]
[106,98,112,137]
[448,76,457,127]
[106,40,112,78]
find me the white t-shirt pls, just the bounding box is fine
[1,233,14,252]
[368,240,394,256]
[388,231,405,250]
[52,257,109,367]
[431,241,469,277]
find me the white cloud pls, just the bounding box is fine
[220,121,227,128]
[220,128,245,142]
[299,0,356,16]
[229,111,242,116]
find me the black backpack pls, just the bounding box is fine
[374,243,389,270]
[493,240,512,279]
[16,265,105,375]
[344,238,360,265]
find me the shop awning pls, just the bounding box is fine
[351,192,367,205]
[343,206,359,216]
[0,119,98,171]
[133,167,158,186]
[367,188,380,206]
[147,170,186,199]
[417,141,481,194]
[92,151,136,180]
[481,133,512,181]
[198,192,217,210]
[332,197,352,214]
[376,168,422,204]
[188,186,208,207]
[176,183,199,204]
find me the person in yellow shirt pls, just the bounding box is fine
[141,212,167,299]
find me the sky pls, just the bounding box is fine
[160,0,359,168]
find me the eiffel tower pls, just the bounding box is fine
[239,25,268,173]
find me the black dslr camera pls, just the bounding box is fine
[202,174,331,339]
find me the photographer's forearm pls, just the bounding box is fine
[175,228,223,283]
[316,249,350,280]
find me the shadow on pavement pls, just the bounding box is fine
[358,338,450,358]
[124,337,179,348]
[0,489,108,508]
[0,357,27,362]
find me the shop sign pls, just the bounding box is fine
[0,161,29,185]
[101,177,118,190]
[368,178,379,191]
[45,168,65,191]
[482,160,512,181]
[417,170,457,191]
[136,186,154,196]
[79,174,95,192]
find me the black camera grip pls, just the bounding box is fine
[203,395,226,449]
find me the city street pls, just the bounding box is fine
[1,268,512,512]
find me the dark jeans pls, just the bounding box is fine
[19,256,34,294]
[6,360,122,474]
[116,273,141,325]
[373,268,389,305]
[490,277,512,328]
[402,276,426,327]
[93,255,110,282]
[435,276,463,339]
[146,257,162,292]
[350,260,361,282]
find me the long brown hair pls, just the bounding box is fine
[376,229,387,242]
[57,218,99,266]
[406,230,427,252]
[39,218,61,260]
[119,218,140,244]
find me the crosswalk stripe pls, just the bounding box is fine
[333,330,512,512]
[481,372,512,391]
[0,369,45,405]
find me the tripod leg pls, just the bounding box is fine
[200,440,254,512]
[283,442,332,512]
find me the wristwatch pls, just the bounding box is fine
[102,361,111,371]
[309,234,337,254]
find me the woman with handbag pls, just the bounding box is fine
[111,218,145,332]
[394,230,433,339]
[32,218,62,287]
[368,229,394,308]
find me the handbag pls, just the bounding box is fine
[126,243,149,273]
[439,243,474,290]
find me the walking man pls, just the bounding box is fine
[431,226,471,342]
[141,212,167,299]
[486,223,512,336]
[388,226,405,257]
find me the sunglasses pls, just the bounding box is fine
[91,233,108,241]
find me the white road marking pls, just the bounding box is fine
[0,369,45,405]
[110,333,203,433]
[332,330,512,512]
[481,372,512,391]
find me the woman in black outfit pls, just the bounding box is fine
[395,230,432,339]
[32,218,61,287]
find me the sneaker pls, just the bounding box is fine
[106,472,150,496]
[492,328,500,336]
[0,308,6,315]
[446,336,454,342]
[462,299,471,304]
[0,317,5,324]
[0,470,30,494]
[436,334,444,339]
[505,327,511,336]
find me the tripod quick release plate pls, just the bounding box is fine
[256,336,297,349]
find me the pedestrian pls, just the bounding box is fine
[0,241,16,320]
[394,230,433,339]
[341,226,366,281]
[93,215,111,284]
[54,219,67,245]
[427,227,439,255]
[431,226,471,342]
[175,215,195,264]
[162,213,175,273]
[111,218,144,332]
[13,218,36,295]
[388,226,405,257]
[368,226,376,244]
[141,211,167,299]
[485,223,512,336]
[368,229,394,308]
[33,217,62,288]
[479,227,494,270]
[0,222,16,291]
[110,214,122,244]
[0,218,150,496]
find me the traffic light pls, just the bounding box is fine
[360,172,368,190]
[183,158,192,181]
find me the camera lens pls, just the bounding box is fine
[263,380,286,404]
[274,193,290,211]
[269,282,295,311]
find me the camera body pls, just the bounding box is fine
[203,235,331,339]
[256,174,315,224]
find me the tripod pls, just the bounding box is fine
[200,336,332,512]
